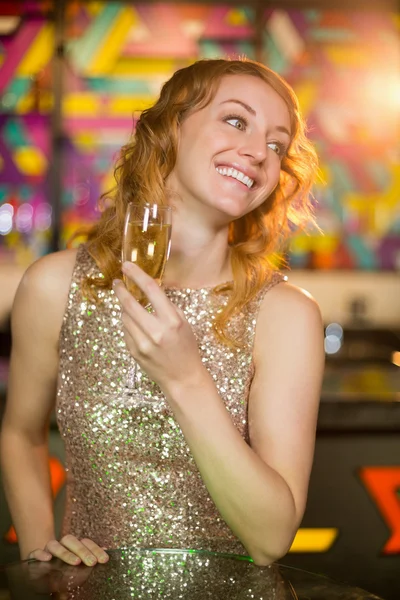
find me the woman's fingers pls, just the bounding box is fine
[121,262,174,319]
[121,310,149,356]
[29,536,108,567]
[46,534,101,566]
[60,535,102,566]
[44,539,82,565]
[28,548,52,561]
[80,538,109,563]
[113,279,156,334]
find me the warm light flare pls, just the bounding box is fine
[392,351,400,367]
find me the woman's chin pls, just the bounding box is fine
[216,200,250,221]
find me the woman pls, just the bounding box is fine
[1,59,325,569]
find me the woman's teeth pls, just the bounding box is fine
[216,166,254,189]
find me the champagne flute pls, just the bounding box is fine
[122,203,172,388]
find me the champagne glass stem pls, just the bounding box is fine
[127,361,138,389]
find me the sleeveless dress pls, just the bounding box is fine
[56,244,286,555]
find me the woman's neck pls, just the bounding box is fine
[162,217,232,289]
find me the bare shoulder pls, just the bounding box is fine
[16,247,78,308]
[255,279,323,351]
[12,248,79,345]
[263,279,321,317]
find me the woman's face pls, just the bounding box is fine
[166,74,292,224]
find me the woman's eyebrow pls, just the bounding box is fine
[219,98,291,137]
[220,98,256,115]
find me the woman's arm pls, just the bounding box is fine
[1,249,110,566]
[0,251,76,558]
[115,265,325,565]
[165,283,324,565]
[2,249,108,566]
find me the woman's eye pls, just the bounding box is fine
[268,142,285,157]
[225,117,246,131]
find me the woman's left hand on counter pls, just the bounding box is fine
[113,262,205,392]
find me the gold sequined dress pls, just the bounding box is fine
[56,244,286,554]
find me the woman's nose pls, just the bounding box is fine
[239,134,267,163]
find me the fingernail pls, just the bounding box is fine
[122,261,134,271]
[112,279,122,287]
[87,557,96,566]
[99,554,108,563]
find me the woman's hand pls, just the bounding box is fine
[28,534,109,566]
[113,262,206,393]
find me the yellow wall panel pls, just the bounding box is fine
[293,81,318,117]
[109,95,155,115]
[113,57,187,78]
[290,528,338,553]
[87,7,138,76]
[17,23,54,76]
[325,45,370,67]
[63,93,101,116]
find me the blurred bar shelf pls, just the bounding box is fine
[318,394,400,433]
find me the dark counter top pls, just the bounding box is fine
[0,548,384,599]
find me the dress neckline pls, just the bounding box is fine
[162,281,234,292]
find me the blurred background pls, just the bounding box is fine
[0,0,399,598]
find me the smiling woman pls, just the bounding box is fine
[1,58,325,572]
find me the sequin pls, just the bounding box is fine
[57,245,286,553]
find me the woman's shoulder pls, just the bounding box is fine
[9,248,83,356]
[21,247,79,295]
[261,276,321,315]
[256,277,323,342]
[13,248,80,338]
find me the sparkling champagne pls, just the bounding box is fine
[122,221,171,306]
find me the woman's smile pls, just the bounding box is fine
[215,166,255,189]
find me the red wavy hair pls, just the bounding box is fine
[76,58,319,346]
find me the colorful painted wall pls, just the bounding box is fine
[0,2,399,269]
